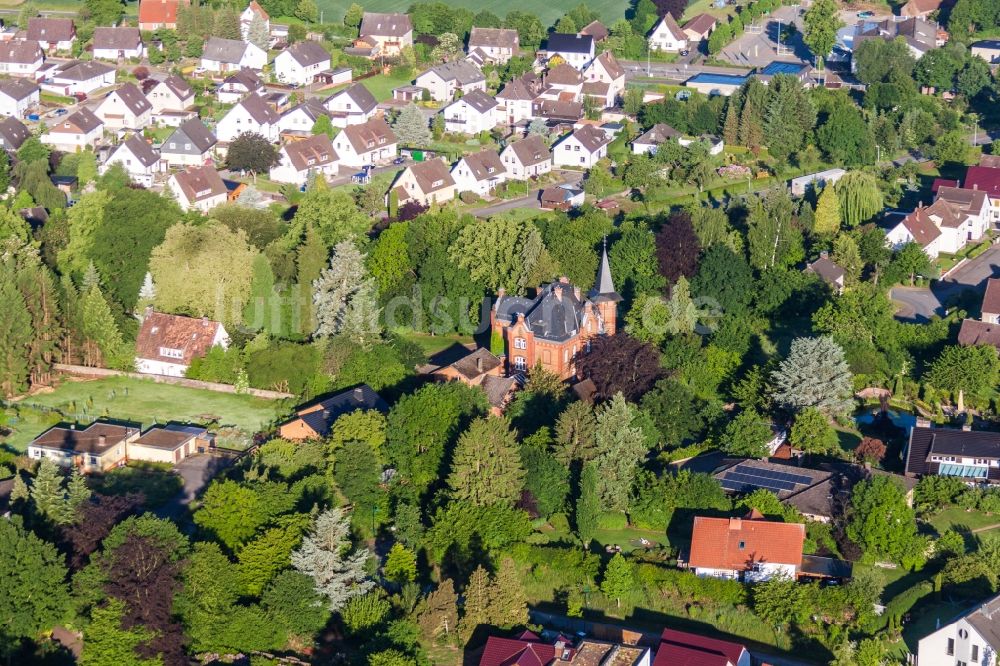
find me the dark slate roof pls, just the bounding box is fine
[223,68,263,90]
[283,40,330,67]
[469,27,519,50]
[116,134,159,167]
[958,319,1000,348]
[93,26,141,50]
[111,82,153,116]
[906,426,1000,476]
[805,255,846,286]
[495,279,609,343]
[964,594,1000,652]
[158,74,193,100]
[166,118,217,153]
[325,82,378,114]
[634,123,681,145]
[0,39,41,64]
[54,59,114,81]
[448,347,503,379]
[0,77,38,101]
[504,134,550,167]
[359,12,412,38]
[482,374,519,409]
[546,32,594,55]
[203,37,249,64]
[456,88,497,114]
[298,385,388,437]
[27,17,75,42]
[423,60,485,86]
[239,92,280,125]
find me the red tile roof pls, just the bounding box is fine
[135,310,225,365]
[139,0,186,26]
[931,177,959,193]
[899,208,943,247]
[964,165,1000,197]
[688,514,805,571]
[983,278,1000,315]
[479,636,559,666]
[652,629,748,666]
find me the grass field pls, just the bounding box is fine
[4,376,289,452]
[315,0,629,31]
[358,69,418,102]
[928,506,1000,535]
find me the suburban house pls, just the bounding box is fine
[269,133,338,185]
[92,27,144,60]
[323,82,379,127]
[682,13,718,42]
[160,117,217,166]
[958,279,1000,350]
[491,245,620,377]
[391,158,457,206]
[579,20,610,42]
[240,0,269,41]
[94,82,153,130]
[216,92,280,143]
[201,37,267,73]
[128,424,210,465]
[138,0,186,31]
[357,12,413,57]
[480,632,651,666]
[649,14,688,52]
[805,252,846,294]
[332,116,397,167]
[134,309,230,376]
[933,186,991,252]
[277,98,329,135]
[0,116,31,151]
[217,69,264,104]
[684,71,748,96]
[905,424,1000,483]
[900,0,942,18]
[0,78,39,118]
[852,18,939,68]
[632,123,682,154]
[28,422,139,473]
[467,27,519,65]
[884,207,943,259]
[101,134,163,186]
[545,32,594,70]
[27,17,76,51]
[451,148,507,197]
[0,40,43,78]
[278,385,388,440]
[496,72,543,125]
[790,167,847,196]
[442,89,498,135]
[553,124,611,168]
[167,165,228,212]
[688,511,806,581]
[917,592,1000,666]
[972,39,1000,64]
[540,184,585,211]
[582,50,625,108]
[431,347,518,415]
[43,60,116,96]
[500,134,552,180]
[414,60,486,102]
[41,107,103,152]
[654,630,750,666]
[146,75,194,114]
[541,63,583,102]
[962,164,1000,223]
[273,40,331,86]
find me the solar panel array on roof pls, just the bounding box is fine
[719,463,815,493]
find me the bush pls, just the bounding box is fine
[459,191,480,204]
[597,512,629,530]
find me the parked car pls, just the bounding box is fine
[680,49,689,56]
[392,156,405,165]
[857,10,874,18]
[73,92,87,102]
[54,108,67,116]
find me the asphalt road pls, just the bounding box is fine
[891,242,1000,321]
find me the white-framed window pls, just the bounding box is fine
[159,346,184,359]
[514,337,526,349]
[514,356,527,370]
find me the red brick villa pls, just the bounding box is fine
[490,244,621,378]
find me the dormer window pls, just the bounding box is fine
[159,347,184,359]
[431,179,443,187]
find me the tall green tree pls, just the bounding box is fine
[813,185,841,236]
[927,344,1000,403]
[0,263,32,397]
[593,394,649,512]
[575,462,600,543]
[291,508,373,612]
[489,556,528,629]
[835,171,883,228]
[803,0,842,64]
[847,475,919,564]
[601,553,635,609]
[772,336,853,415]
[448,416,526,507]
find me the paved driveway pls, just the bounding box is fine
[473,170,584,218]
[890,243,1000,321]
[156,453,234,520]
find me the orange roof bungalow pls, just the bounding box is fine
[687,510,805,582]
[278,384,388,440]
[27,421,140,473]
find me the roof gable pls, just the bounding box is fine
[135,310,225,364]
[688,514,805,571]
[360,12,412,38]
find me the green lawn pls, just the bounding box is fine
[396,330,474,357]
[315,0,626,30]
[5,376,289,452]
[358,70,417,102]
[928,506,1000,535]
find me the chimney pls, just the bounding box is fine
[573,286,581,300]
[98,434,106,446]
[555,285,563,301]
[729,517,742,530]
[973,183,979,190]
[354,387,363,400]
[476,356,483,372]
[322,408,330,421]
[819,250,829,259]
[559,276,569,284]
[916,417,932,428]
[202,316,209,326]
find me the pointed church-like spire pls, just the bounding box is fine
[590,237,622,302]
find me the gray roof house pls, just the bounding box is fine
[159,118,217,166]
[0,116,30,150]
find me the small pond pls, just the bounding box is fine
[854,408,918,431]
